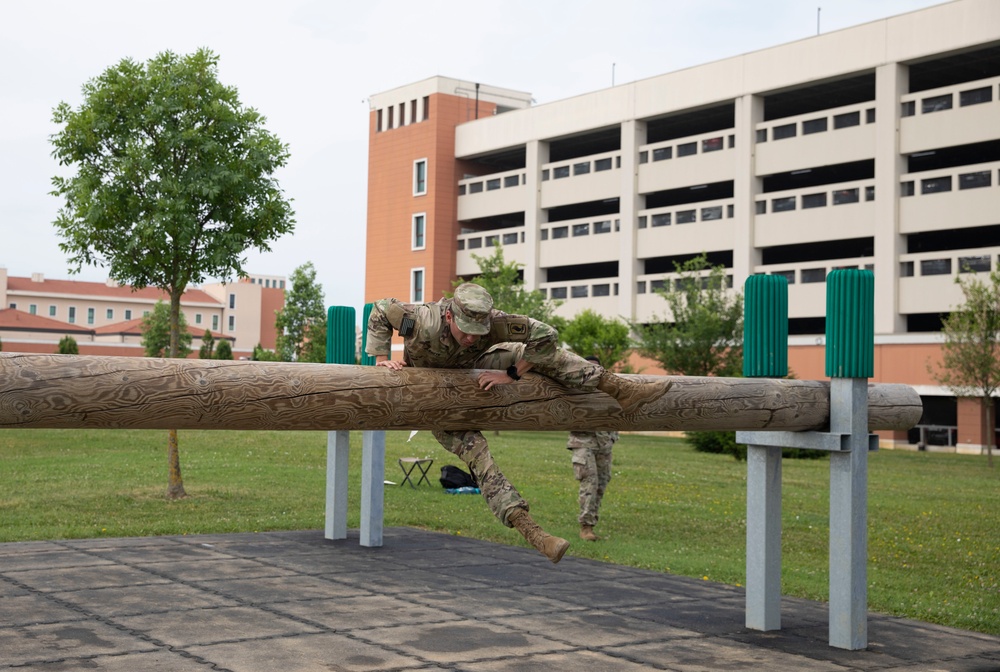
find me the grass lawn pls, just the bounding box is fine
[0,428,997,635]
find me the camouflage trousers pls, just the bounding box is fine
[568,431,617,526]
[429,343,603,527]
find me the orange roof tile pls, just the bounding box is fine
[0,308,93,334]
[6,276,221,305]
[94,317,233,341]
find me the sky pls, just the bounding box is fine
[1,0,947,312]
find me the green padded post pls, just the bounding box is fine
[825,269,874,378]
[360,303,376,366]
[743,274,788,378]
[326,306,356,365]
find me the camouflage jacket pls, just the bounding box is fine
[365,297,559,369]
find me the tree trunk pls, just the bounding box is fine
[984,396,995,469]
[0,353,923,434]
[166,289,187,498]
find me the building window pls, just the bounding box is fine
[411,268,424,303]
[676,209,696,224]
[755,200,767,215]
[960,86,992,107]
[834,111,861,129]
[7,303,14,309]
[29,304,37,315]
[802,118,828,135]
[387,106,394,129]
[573,162,590,176]
[106,308,113,320]
[651,213,671,227]
[68,306,76,324]
[594,220,612,234]
[551,226,569,239]
[901,101,915,117]
[124,309,132,320]
[195,313,203,325]
[772,123,796,140]
[411,99,417,123]
[486,178,501,190]
[702,136,724,152]
[921,259,952,276]
[638,215,648,229]
[756,129,768,143]
[213,315,219,331]
[49,305,56,317]
[638,151,648,164]
[412,213,426,249]
[865,108,875,123]
[900,181,915,197]
[398,102,405,125]
[702,206,723,220]
[772,196,796,212]
[414,159,427,195]
[87,308,95,325]
[922,94,952,113]
[228,315,235,331]
[801,268,827,283]
[833,188,860,205]
[652,147,672,161]
[802,192,827,209]
[959,255,990,273]
[922,176,952,194]
[677,142,697,157]
[376,109,383,132]
[422,96,430,121]
[553,165,570,179]
[229,293,236,309]
[959,170,991,190]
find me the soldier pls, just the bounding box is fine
[568,357,619,542]
[365,282,670,563]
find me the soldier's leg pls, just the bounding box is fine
[431,429,524,527]
[572,446,599,526]
[593,443,613,519]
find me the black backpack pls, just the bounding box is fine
[440,465,476,489]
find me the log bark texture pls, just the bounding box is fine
[0,353,922,432]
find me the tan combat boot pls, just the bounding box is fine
[508,509,570,564]
[580,525,600,541]
[597,372,673,413]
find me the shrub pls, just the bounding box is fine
[687,430,827,461]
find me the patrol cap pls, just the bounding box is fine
[451,283,493,335]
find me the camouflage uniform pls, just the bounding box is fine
[567,430,618,526]
[365,287,604,527]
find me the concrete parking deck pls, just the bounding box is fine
[1,528,998,671]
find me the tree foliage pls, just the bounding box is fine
[50,48,294,498]
[560,309,633,371]
[930,269,1000,467]
[142,301,192,358]
[252,343,281,361]
[57,335,78,354]
[275,262,327,362]
[215,340,233,360]
[199,330,216,359]
[635,254,743,377]
[467,245,562,326]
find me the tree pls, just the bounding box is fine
[199,330,216,359]
[467,245,562,326]
[50,48,294,499]
[275,262,327,362]
[215,340,233,360]
[57,335,79,354]
[251,343,281,361]
[930,269,1000,468]
[142,302,192,358]
[560,309,633,371]
[635,254,743,377]
[635,255,745,460]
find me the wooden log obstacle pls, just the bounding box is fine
[0,353,919,433]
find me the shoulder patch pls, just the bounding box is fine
[491,315,530,341]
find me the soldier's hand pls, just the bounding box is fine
[477,371,511,390]
[376,359,406,371]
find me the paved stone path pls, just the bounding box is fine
[2,528,998,671]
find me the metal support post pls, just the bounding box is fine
[745,443,783,630]
[360,430,385,547]
[325,430,350,540]
[828,377,869,650]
